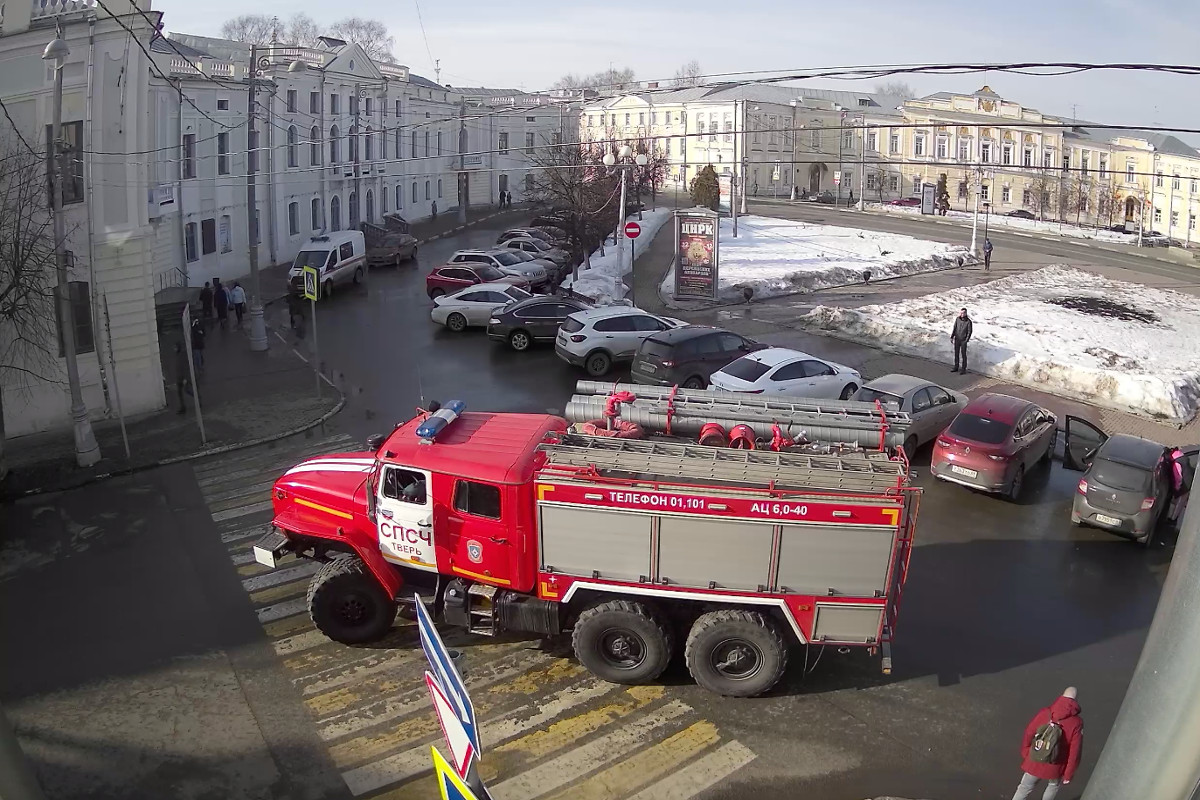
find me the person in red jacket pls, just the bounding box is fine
[1011,687,1084,800]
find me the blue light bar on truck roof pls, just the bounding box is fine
[415,400,466,442]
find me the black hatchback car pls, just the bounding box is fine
[630,325,762,388]
[487,295,591,352]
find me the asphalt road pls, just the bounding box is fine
[0,211,1174,800]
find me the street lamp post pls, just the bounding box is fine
[245,45,269,352]
[44,28,100,467]
[789,99,798,201]
[603,145,648,306]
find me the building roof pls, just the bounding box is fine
[593,84,905,116]
[382,412,565,485]
[150,36,209,59]
[409,73,448,91]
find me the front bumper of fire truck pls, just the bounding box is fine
[252,529,294,568]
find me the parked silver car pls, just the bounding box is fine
[851,374,967,459]
[448,249,550,289]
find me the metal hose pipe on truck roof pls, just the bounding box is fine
[563,398,909,450]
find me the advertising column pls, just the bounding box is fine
[673,208,720,301]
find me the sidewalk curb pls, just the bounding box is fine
[4,380,347,501]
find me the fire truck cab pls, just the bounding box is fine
[256,400,920,697]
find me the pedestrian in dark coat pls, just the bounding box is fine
[199,282,214,323]
[950,307,973,374]
[984,238,994,271]
[189,317,206,372]
[213,279,229,330]
[1011,687,1083,800]
[287,291,305,331]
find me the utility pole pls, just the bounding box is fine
[352,82,362,228]
[458,95,467,225]
[836,110,845,206]
[970,165,981,256]
[44,27,100,466]
[245,45,268,352]
[738,101,747,216]
[857,115,867,211]
[789,99,798,201]
[732,100,740,237]
[1082,501,1200,800]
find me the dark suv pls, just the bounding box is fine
[630,326,762,389]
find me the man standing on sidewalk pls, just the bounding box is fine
[1010,687,1083,800]
[230,282,247,329]
[951,307,973,374]
[984,237,994,271]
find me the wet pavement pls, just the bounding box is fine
[0,209,1175,800]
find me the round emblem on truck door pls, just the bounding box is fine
[466,540,483,563]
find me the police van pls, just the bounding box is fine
[289,231,367,297]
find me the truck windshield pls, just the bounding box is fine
[948,413,1012,445]
[293,250,329,269]
[1091,458,1151,492]
[721,359,771,381]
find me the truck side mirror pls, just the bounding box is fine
[366,434,386,452]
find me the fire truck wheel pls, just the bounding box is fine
[685,609,787,698]
[585,351,612,377]
[572,600,673,685]
[307,556,397,644]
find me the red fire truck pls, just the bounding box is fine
[254,400,920,697]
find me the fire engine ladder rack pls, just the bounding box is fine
[541,434,906,495]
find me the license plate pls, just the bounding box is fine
[950,465,978,478]
[640,363,656,373]
[1095,514,1121,526]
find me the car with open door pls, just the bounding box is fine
[1061,417,1196,546]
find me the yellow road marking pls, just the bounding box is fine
[540,721,720,800]
[329,658,581,769]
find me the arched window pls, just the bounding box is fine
[412,182,418,203]
[424,131,430,156]
[397,184,403,208]
[396,130,402,159]
[330,196,341,230]
[365,127,373,161]
[437,178,442,198]
[381,186,388,214]
[366,189,374,222]
[381,126,388,160]
[287,126,298,168]
[349,192,359,227]
[310,126,320,166]
[329,125,340,164]
[348,126,358,162]
[425,180,430,200]
[310,197,321,230]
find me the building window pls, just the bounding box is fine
[1154,208,1162,223]
[912,175,922,195]
[889,132,899,154]
[525,131,535,154]
[219,215,231,253]
[329,125,340,164]
[382,185,388,213]
[1099,155,1108,178]
[913,133,925,157]
[725,119,733,142]
[286,89,297,113]
[436,130,442,156]
[201,217,216,255]
[437,179,442,198]
[698,120,706,138]
[350,95,358,116]
[412,132,418,158]
[424,131,430,157]
[396,100,402,117]
[425,181,430,200]
[217,132,229,175]
[181,133,196,179]
[413,182,418,203]
[1171,210,1179,227]
[1173,174,1181,190]
[1023,147,1033,167]
[935,136,948,159]
[1191,214,1196,230]
[330,94,339,115]
[311,197,321,230]
[587,114,594,127]
[1156,171,1164,188]
[217,98,229,111]
[498,132,509,154]
[866,172,876,190]
[842,130,852,149]
[867,131,877,151]
[664,138,670,156]
[958,180,968,199]
[1022,189,1032,206]
[366,190,374,222]
[551,131,561,145]
[625,113,631,126]
[889,174,899,191]
[396,184,403,209]
[1001,186,1011,203]
[184,222,198,262]
[310,91,320,113]
[310,126,320,166]
[1061,153,1069,173]
[1002,144,1013,166]
[1081,153,1089,176]
[1192,178,1198,194]
[330,196,341,231]
[812,129,822,149]
[288,202,299,235]
[349,192,358,227]
[365,128,373,161]
[287,126,298,168]
[1044,150,1053,169]
[980,183,990,201]
[56,279,94,356]
[525,174,534,192]
[348,126,358,162]
[980,141,992,163]
[1126,162,1136,184]
[365,97,372,116]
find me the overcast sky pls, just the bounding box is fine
[157,0,1200,142]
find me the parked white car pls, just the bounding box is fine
[555,306,684,376]
[430,282,532,331]
[709,347,862,399]
[449,249,551,289]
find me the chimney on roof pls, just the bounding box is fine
[647,81,659,89]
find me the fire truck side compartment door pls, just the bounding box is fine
[539,506,652,583]
[812,604,885,644]
[658,517,773,591]
[377,465,439,572]
[776,524,894,596]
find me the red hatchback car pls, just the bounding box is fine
[425,264,528,299]
[931,393,1058,501]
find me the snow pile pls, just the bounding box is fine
[564,207,672,305]
[662,215,970,302]
[874,204,1140,244]
[801,266,1200,420]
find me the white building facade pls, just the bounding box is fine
[0,0,165,438]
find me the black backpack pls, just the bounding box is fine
[1030,721,1063,764]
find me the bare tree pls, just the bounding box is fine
[554,67,637,93]
[285,13,321,46]
[632,139,670,212]
[219,14,278,45]
[1027,172,1057,222]
[874,80,917,100]
[870,163,890,202]
[670,60,703,88]
[0,132,63,479]
[1096,182,1123,229]
[526,144,620,280]
[328,17,396,63]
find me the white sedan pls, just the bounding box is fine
[709,347,862,399]
[430,282,532,331]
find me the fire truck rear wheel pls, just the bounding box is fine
[572,600,673,685]
[307,556,397,644]
[685,609,787,697]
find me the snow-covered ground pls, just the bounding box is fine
[802,266,1200,420]
[660,215,970,302]
[563,207,672,305]
[874,203,1141,244]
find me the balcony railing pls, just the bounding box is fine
[31,0,96,20]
